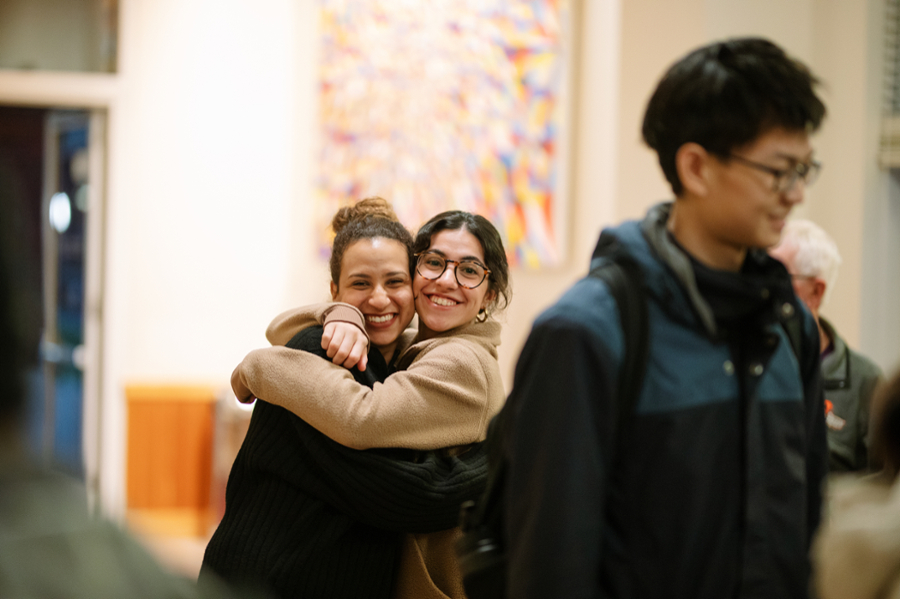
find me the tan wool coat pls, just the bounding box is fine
[231,303,505,451]
[813,474,900,599]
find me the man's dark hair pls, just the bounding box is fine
[642,37,826,196]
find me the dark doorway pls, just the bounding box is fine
[0,106,90,477]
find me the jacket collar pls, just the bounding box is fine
[820,317,850,388]
[631,201,798,342]
[640,202,719,337]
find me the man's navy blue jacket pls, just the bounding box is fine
[501,203,828,599]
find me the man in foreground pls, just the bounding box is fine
[500,38,829,598]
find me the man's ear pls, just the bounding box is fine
[675,142,711,197]
[808,277,827,311]
[330,281,339,301]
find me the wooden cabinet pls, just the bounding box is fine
[126,384,217,537]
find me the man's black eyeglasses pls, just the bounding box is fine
[728,154,821,193]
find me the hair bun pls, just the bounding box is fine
[331,196,399,236]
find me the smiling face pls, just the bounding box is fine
[705,127,813,251]
[413,228,496,338]
[674,127,815,271]
[331,237,415,360]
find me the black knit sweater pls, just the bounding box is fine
[200,327,487,599]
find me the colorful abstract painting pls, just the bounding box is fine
[316,0,570,268]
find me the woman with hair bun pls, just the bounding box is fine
[201,198,498,599]
[225,205,512,598]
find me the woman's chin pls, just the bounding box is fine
[418,315,472,335]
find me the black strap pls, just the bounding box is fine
[588,255,649,447]
[781,309,803,365]
[461,414,506,529]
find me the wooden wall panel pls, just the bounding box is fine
[126,385,216,516]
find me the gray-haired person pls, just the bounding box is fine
[770,218,883,472]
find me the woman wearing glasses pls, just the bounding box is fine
[205,202,510,599]
[232,209,510,454]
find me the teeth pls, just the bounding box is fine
[366,314,393,323]
[431,296,458,307]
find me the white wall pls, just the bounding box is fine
[117,0,299,379]
[863,169,900,375]
[858,0,900,376]
[101,0,304,515]
[616,0,705,223]
[805,0,869,353]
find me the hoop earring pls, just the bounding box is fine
[476,308,488,323]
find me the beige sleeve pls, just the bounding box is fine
[812,478,900,599]
[233,341,495,450]
[265,302,367,346]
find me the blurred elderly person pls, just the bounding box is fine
[770,219,883,472]
[813,369,900,599]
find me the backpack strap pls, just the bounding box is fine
[455,414,508,598]
[461,413,506,531]
[780,307,804,366]
[588,251,649,446]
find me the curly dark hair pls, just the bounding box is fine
[329,197,414,288]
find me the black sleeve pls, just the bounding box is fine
[279,326,488,532]
[501,314,617,599]
[294,418,488,532]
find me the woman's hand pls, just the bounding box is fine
[322,321,369,371]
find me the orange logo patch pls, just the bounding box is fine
[824,399,846,431]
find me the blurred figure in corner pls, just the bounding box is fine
[813,369,900,599]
